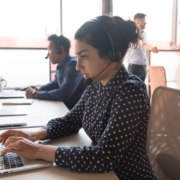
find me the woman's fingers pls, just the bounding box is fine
[0,137,40,160]
[4,137,24,147]
[0,131,10,143]
[0,147,19,156]
[0,130,20,144]
[1,138,26,156]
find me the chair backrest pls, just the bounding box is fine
[156,153,180,180]
[148,66,167,99]
[147,86,180,180]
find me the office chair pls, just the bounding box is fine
[146,86,180,180]
[156,153,180,180]
[148,66,166,101]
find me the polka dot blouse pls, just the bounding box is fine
[43,66,158,180]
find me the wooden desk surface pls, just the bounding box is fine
[0,128,118,180]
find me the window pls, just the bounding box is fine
[113,0,173,49]
[0,49,49,86]
[0,0,61,47]
[0,0,60,84]
[62,0,102,55]
[50,0,102,78]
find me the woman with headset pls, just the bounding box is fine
[0,15,158,180]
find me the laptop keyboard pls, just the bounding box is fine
[0,143,23,170]
[0,106,17,115]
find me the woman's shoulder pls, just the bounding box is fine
[122,78,147,90]
[115,77,150,103]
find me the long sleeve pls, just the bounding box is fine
[53,83,148,173]
[37,61,83,102]
[43,88,89,139]
[40,77,59,91]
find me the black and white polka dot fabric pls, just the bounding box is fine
[44,66,158,180]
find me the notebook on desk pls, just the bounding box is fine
[0,143,52,174]
[0,91,24,99]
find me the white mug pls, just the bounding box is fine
[0,82,3,92]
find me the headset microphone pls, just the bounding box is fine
[84,61,112,86]
[84,78,93,86]
[45,53,49,59]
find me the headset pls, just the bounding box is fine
[84,18,122,86]
[91,18,122,62]
[45,35,62,59]
[54,35,62,54]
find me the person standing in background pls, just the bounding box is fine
[125,13,159,81]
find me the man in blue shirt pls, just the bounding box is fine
[26,34,86,109]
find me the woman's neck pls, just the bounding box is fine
[101,62,122,86]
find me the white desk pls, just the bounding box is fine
[0,128,118,180]
[0,96,69,128]
[0,93,118,179]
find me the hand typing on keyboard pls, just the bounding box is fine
[0,143,24,170]
[0,129,38,144]
[0,129,40,159]
[0,129,54,163]
[0,137,45,161]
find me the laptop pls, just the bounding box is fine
[2,99,33,105]
[0,143,52,174]
[0,105,29,117]
[0,91,24,99]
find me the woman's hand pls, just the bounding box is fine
[0,129,48,145]
[0,137,41,159]
[0,129,38,145]
[0,137,57,162]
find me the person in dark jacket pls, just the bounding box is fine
[25,34,86,109]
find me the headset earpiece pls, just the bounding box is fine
[91,18,122,62]
[108,50,122,62]
[55,36,62,54]
[56,46,62,54]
